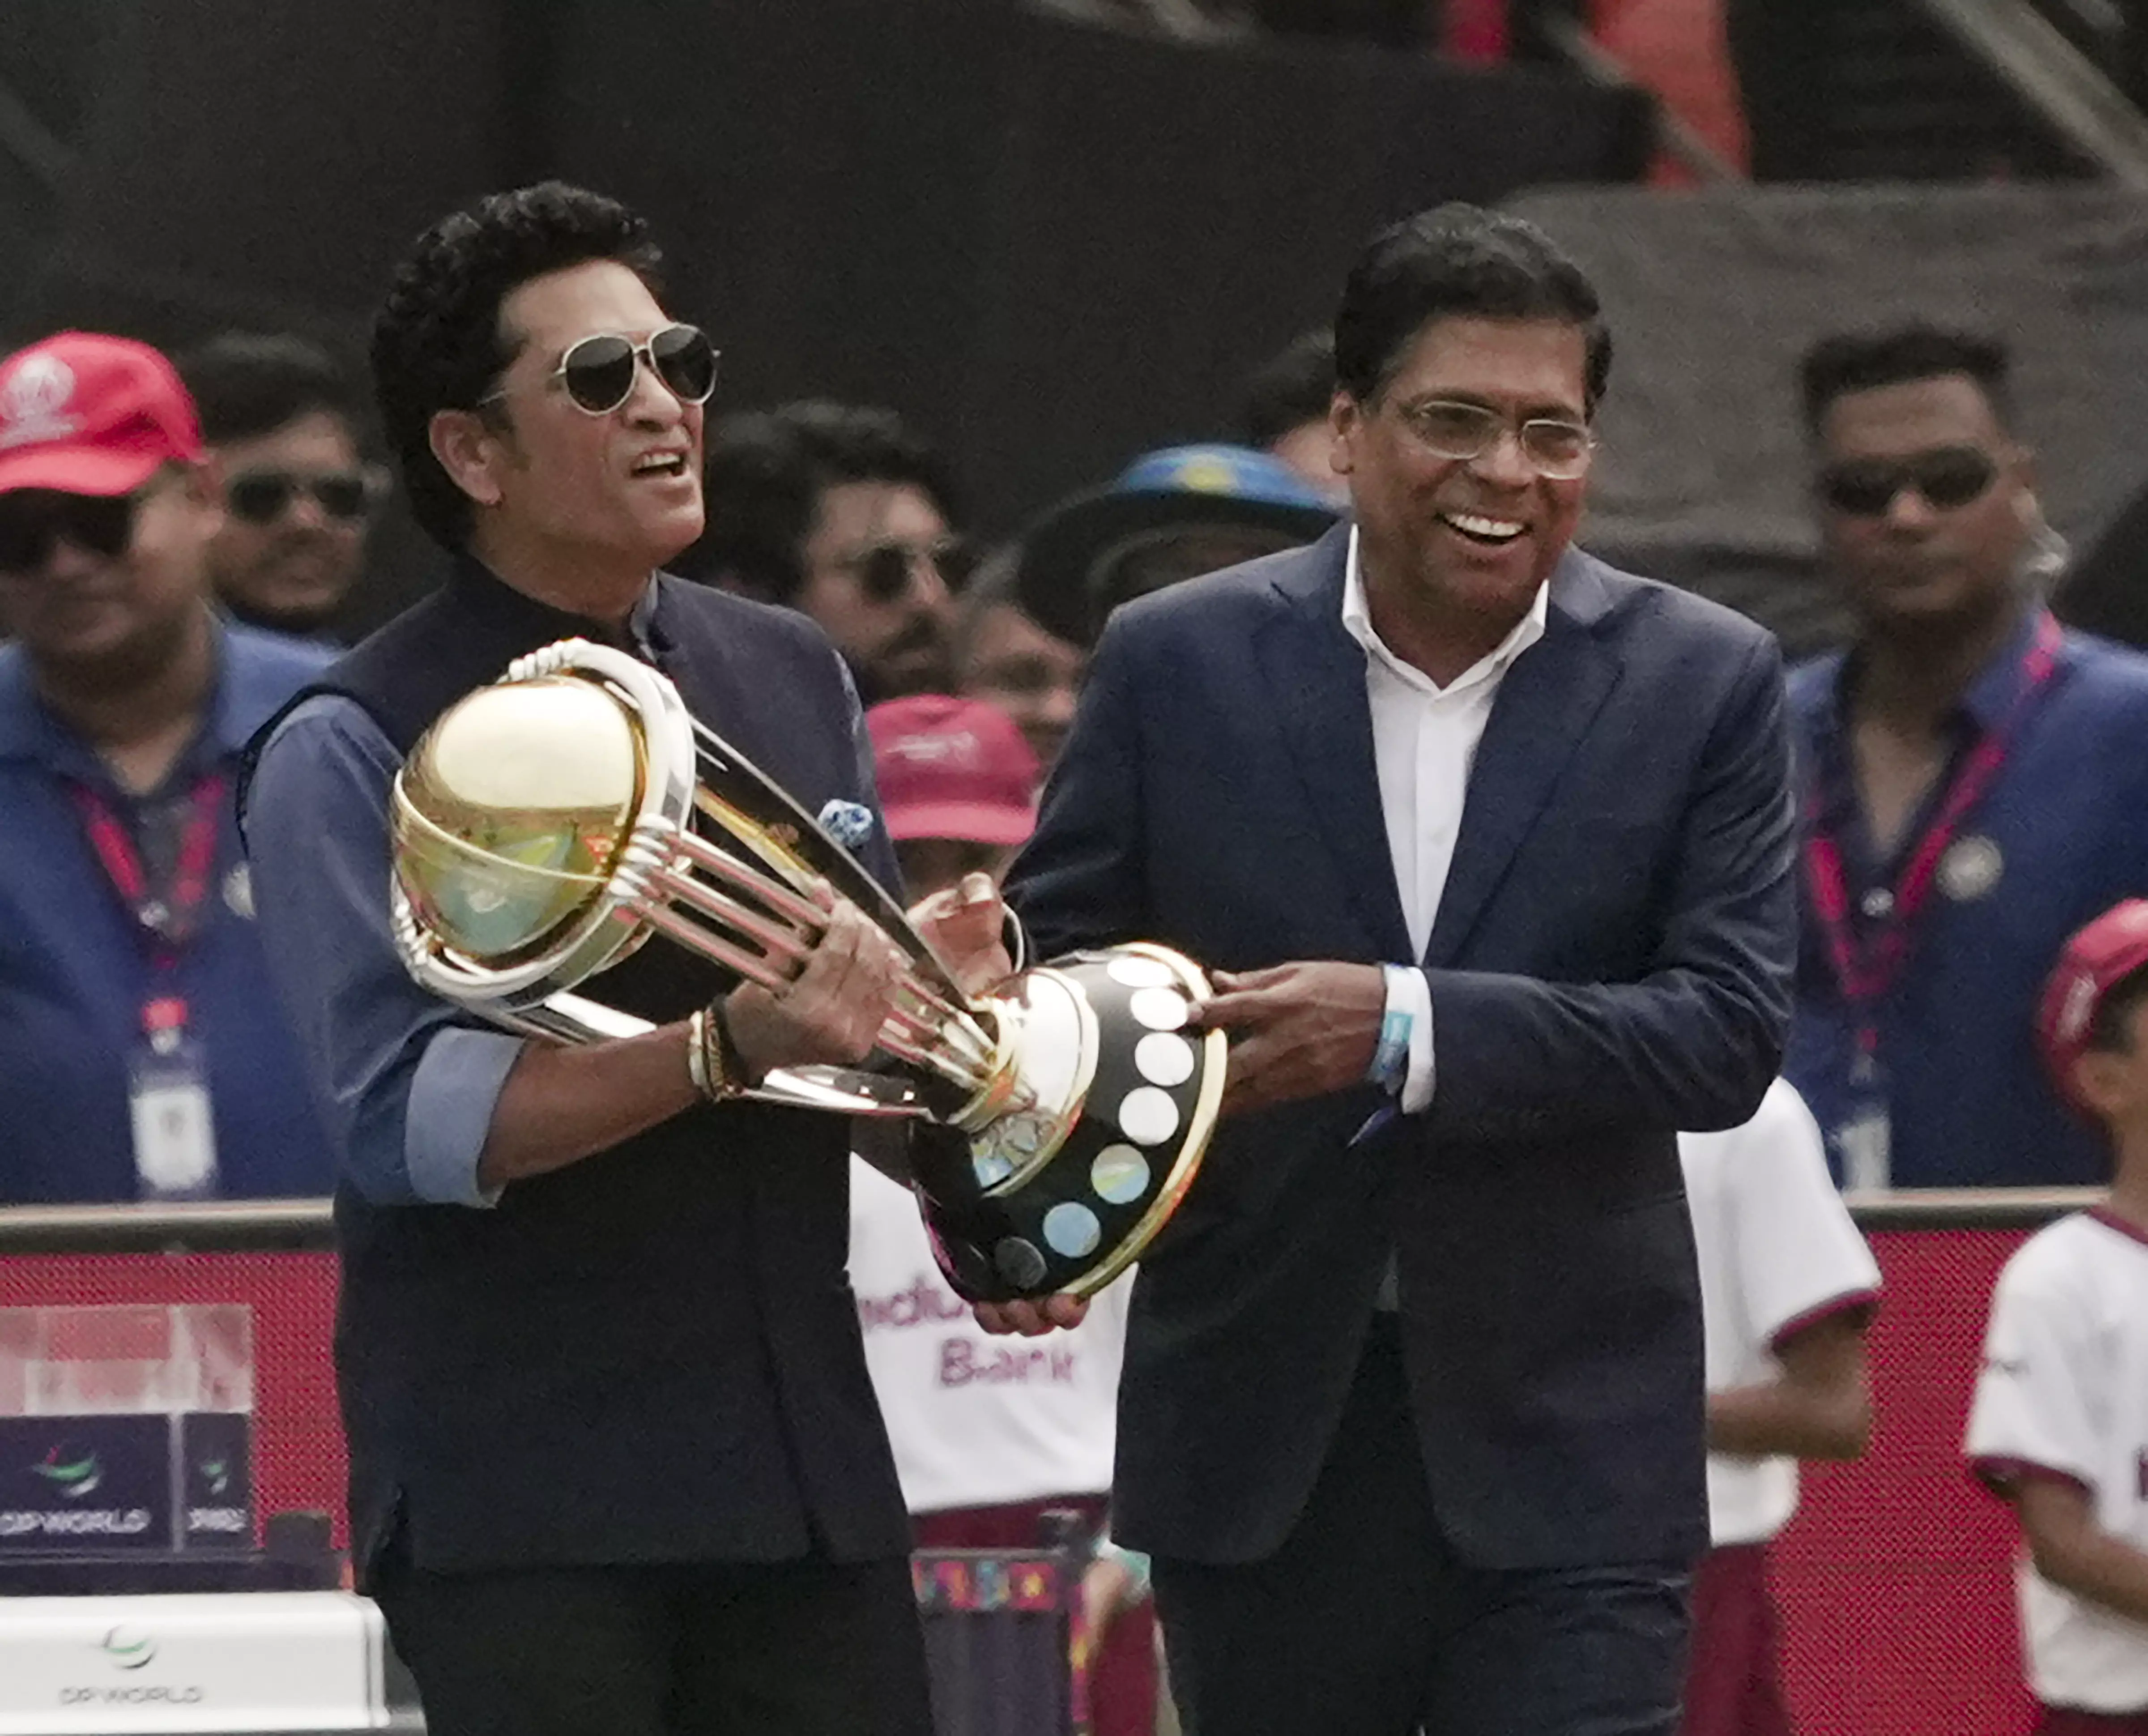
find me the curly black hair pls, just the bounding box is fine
[371,181,664,551]
[684,401,960,602]
[1799,324,2012,436]
[1334,203,1611,412]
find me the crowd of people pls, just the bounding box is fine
[2,178,2147,1736]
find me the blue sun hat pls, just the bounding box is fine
[1015,443,1340,648]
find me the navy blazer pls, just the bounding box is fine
[1005,525,1796,1570]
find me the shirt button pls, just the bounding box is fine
[1861,889,1895,920]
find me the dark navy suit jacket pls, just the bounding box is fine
[1005,525,1797,1570]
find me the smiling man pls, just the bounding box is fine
[177,333,382,641]
[999,204,1798,1736]
[0,332,335,1205]
[692,401,967,702]
[241,184,952,1736]
[1784,325,2148,1189]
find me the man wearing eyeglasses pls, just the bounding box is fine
[1784,324,2148,1191]
[175,333,384,644]
[995,204,1796,1736]
[693,401,967,703]
[240,184,962,1736]
[0,331,337,1206]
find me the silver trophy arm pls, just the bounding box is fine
[489,990,933,1123]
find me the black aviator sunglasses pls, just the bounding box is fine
[479,323,720,418]
[1816,447,2000,517]
[0,489,141,574]
[226,468,386,525]
[847,537,976,603]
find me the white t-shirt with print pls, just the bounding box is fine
[1965,1209,2148,1714]
[848,1157,1131,1516]
[1680,1078,1883,1548]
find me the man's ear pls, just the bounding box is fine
[2073,1048,2132,1122]
[429,408,506,509]
[176,458,225,530]
[1329,388,1363,478]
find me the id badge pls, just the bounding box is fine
[129,1009,218,1201]
[1836,1049,1890,1192]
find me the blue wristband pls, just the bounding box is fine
[1365,964,1414,1095]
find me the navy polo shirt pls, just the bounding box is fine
[1784,615,2148,1188]
[0,623,339,1204]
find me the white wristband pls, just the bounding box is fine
[1366,964,1414,1095]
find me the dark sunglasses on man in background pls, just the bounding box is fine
[1817,447,2000,517]
[849,537,976,604]
[0,488,140,573]
[225,468,387,526]
[481,323,721,418]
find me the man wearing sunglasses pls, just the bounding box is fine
[178,332,384,642]
[693,401,967,703]
[1784,324,2148,1191]
[240,183,967,1736]
[0,331,337,1206]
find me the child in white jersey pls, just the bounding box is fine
[1678,1078,1881,1736]
[1966,898,2148,1735]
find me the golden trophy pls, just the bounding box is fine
[388,638,1223,1301]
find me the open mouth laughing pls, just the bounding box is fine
[630,449,692,481]
[1436,507,1527,547]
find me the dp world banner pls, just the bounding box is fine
[0,1416,169,1554]
[0,1413,252,1556]
[0,1591,386,1734]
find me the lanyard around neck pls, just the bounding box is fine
[1803,611,2063,1028]
[71,772,227,973]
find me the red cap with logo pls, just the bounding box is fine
[2036,899,2148,1111]
[0,332,205,499]
[866,694,1040,846]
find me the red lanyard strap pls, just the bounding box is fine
[1803,611,2063,1015]
[71,772,227,971]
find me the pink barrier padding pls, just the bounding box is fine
[1774,1228,2035,1736]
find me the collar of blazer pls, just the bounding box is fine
[1256,527,1628,968]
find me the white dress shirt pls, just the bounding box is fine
[1339,525,1549,1113]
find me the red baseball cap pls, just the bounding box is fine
[867,695,1040,846]
[0,332,205,499]
[2036,899,2148,1110]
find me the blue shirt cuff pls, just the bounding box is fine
[405,1027,524,1207]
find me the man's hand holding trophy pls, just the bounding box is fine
[388,637,1224,1308]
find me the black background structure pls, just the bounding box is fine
[1,0,1647,632]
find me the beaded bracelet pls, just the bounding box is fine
[707,994,752,1093]
[686,1005,745,1103]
